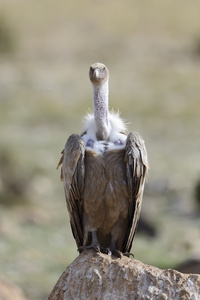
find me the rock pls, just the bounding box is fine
[48,250,200,300]
[0,278,26,300]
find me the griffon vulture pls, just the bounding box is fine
[57,63,148,257]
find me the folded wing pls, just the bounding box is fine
[58,134,85,248]
[123,132,149,253]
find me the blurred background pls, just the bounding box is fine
[0,0,200,299]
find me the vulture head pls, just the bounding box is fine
[89,62,109,86]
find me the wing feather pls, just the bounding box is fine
[58,134,85,248]
[124,131,149,253]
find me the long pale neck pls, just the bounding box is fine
[93,81,110,141]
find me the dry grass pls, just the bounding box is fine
[0,1,200,299]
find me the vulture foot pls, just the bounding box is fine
[78,244,106,254]
[78,231,105,253]
[103,247,123,258]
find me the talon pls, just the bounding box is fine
[123,252,134,258]
[78,246,84,253]
[103,248,112,255]
[94,245,100,252]
[112,249,123,258]
[107,249,112,256]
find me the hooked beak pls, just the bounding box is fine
[93,68,100,79]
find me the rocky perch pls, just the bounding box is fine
[48,250,200,300]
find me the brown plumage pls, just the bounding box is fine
[57,63,148,256]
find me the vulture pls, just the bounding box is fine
[57,63,149,257]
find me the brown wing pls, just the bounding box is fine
[123,131,149,253]
[57,134,85,248]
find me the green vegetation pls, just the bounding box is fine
[0,1,200,299]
